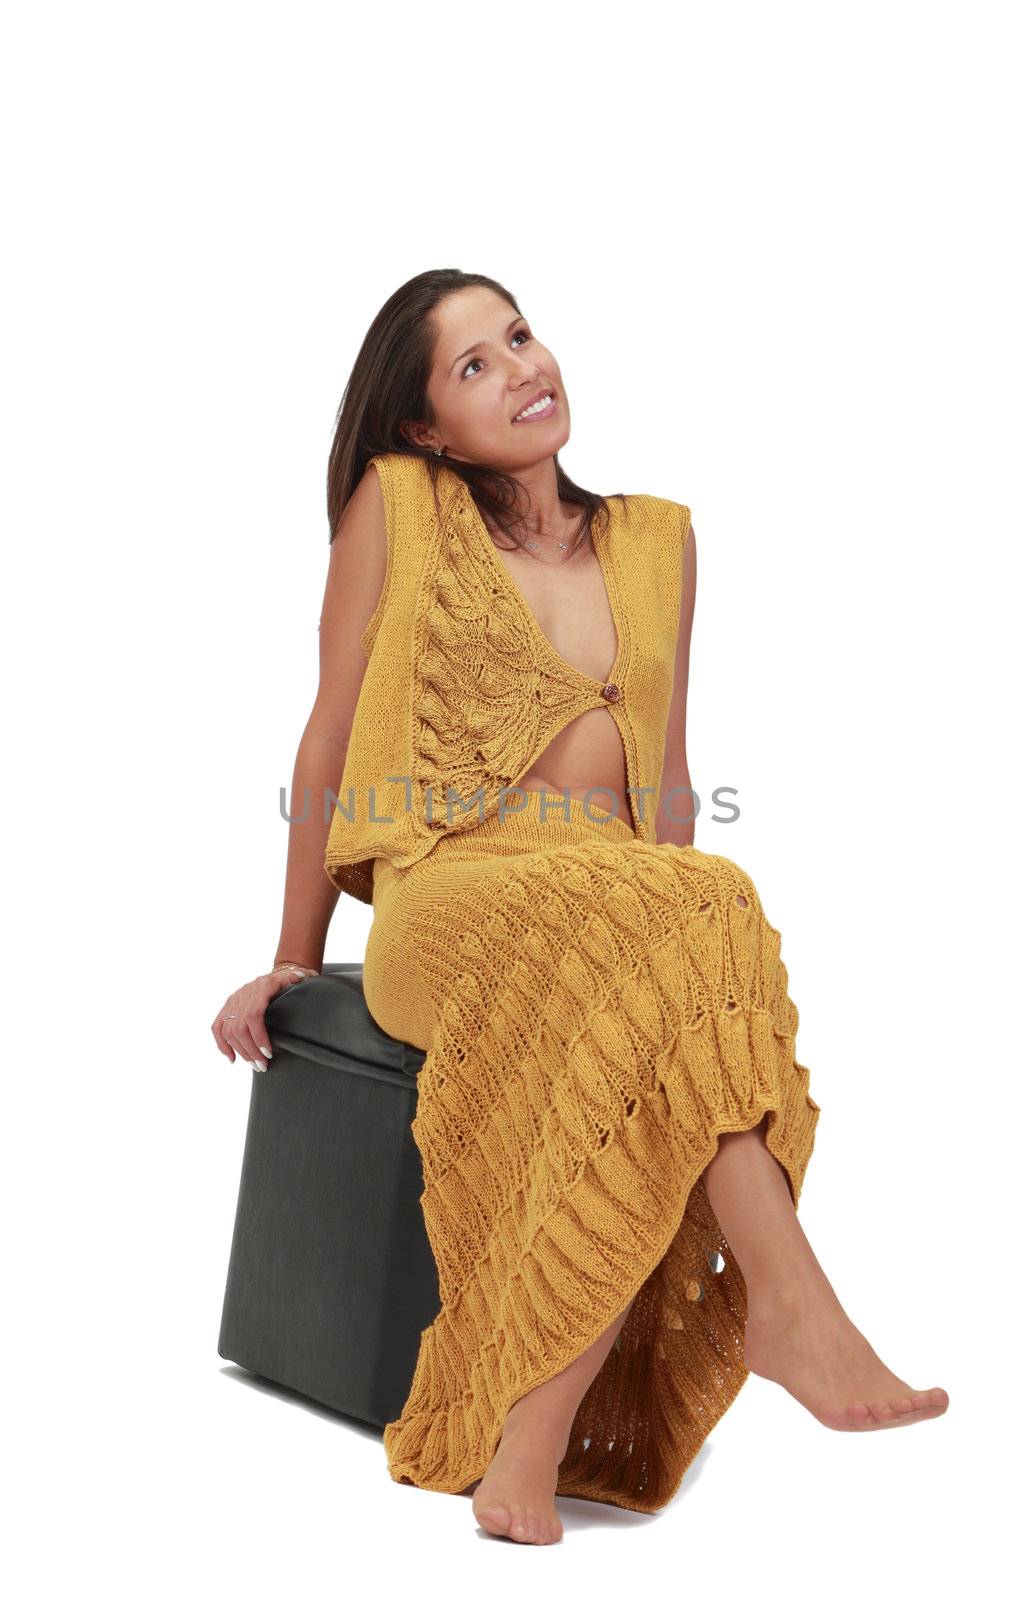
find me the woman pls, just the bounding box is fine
[212,269,948,1545]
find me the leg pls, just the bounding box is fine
[472,1111,950,1549]
[703,1114,949,1431]
[471,1300,633,1544]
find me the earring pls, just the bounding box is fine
[434,446,444,457]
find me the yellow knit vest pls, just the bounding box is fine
[323,451,692,904]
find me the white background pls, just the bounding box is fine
[5,1,1008,1594]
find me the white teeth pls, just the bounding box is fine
[513,394,553,421]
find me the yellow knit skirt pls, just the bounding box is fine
[362,794,821,1513]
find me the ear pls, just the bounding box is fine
[399,419,438,452]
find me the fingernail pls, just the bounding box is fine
[260,1046,272,1059]
[252,1060,268,1073]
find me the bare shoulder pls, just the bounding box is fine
[332,459,386,549]
[317,462,388,657]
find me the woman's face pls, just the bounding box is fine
[408,286,571,470]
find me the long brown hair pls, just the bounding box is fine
[325,268,626,554]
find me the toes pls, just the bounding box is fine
[843,1389,949,1431]
[475,1503,537,1543]
[899,1390,948,1413]
[917,1387,949,1413]
[845,1402,874,1427]
[474,1504,512,1536]
[522,1513,562,1545]
[476,1507,562,1544]
[510,1511,557,1544]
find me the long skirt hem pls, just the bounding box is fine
[366,798,821,1513]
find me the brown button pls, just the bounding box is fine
[601,683,621,703]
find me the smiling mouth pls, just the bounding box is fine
[511,389,557,423]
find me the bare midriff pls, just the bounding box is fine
[513,707,634,831]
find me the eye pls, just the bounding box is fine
[462,327,532,379]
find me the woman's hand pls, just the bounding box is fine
[211,966,319,1071]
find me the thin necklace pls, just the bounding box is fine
[523,534,571,555]
[440,447,575,555]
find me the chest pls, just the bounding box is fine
[490,538,620,684]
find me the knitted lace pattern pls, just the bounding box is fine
[336,456,822,1509]
[331,454,819,1510]
[366,812,821,1512]
[324,452,685,903]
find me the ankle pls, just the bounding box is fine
[500,1404,573,1465]
[747,1270,843,1326]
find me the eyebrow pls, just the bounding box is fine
[449,314,526,375]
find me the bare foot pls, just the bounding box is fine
[472,1416,566,1545]
[743,1284,949,1431]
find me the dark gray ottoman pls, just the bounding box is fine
[217,962,440,1427]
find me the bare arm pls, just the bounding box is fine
[656,521,697,848]
[271,464,389,970]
